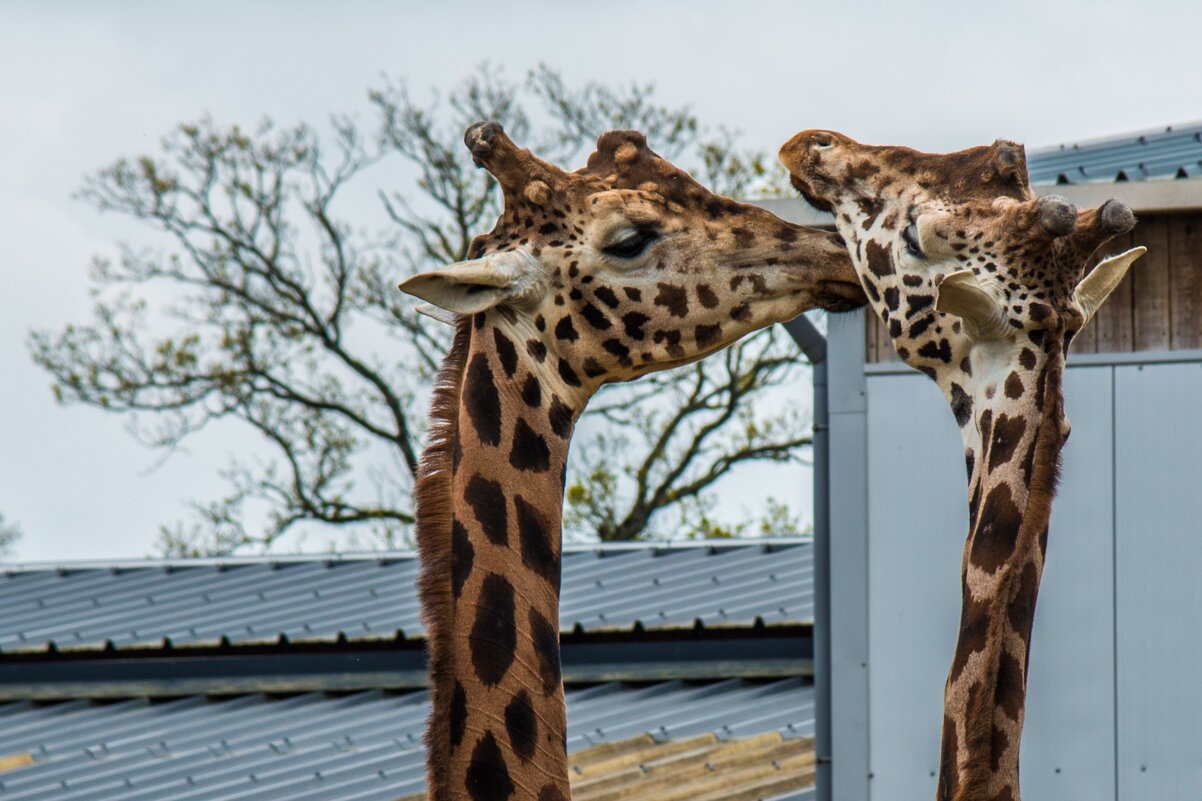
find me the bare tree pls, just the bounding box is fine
[30,65,815,555]
[0,514,21,559]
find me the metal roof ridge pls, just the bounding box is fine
[1028,120,1202,156]
[0,536,812,573]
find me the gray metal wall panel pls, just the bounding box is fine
[865,372,964,801]
[1020,366,1116,800]
[863,366,1119,800]
[827,310,871,801]
[1114,361,1202,799]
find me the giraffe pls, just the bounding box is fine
[779,130,1144,801]
[399,121,865,801]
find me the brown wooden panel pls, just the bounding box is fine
[1073,223,1136,355]
[1168,212,1202,350]
[865,306,878,362]
[1133,215,1172,352]
[1091,230,1134,354]
[864,312,901,363]
[877,314,904,362]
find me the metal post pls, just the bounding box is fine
[825,310,871,801]
[783,314,832,801]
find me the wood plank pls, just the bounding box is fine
[1133,215,1172,352]
[0,753,33,773]
[877,313,904,363]
[1070,218,1102,354]
[864,308,878,363]
[1092,230,1134,354]
[1168,212,1202,350]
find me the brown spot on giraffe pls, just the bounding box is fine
[464,474,507,546]
[465,731,514,801]
[402,122,866,801]
[521,374,542,408]
[987,414,1028,472]
[504,689,539,763]
[514,494,558,588]
[493,329,518,378]
[696,283,720,308]
[464,354,501,446]
[653,282,690,317]
[509,418,551,472]
[781,128,1141,800]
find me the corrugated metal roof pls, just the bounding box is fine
[0,540,812,654]
[1028,121,1202,185]
[0,677,814,801]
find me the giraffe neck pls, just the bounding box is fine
[937,344,1067,801]
[417,314,579,801]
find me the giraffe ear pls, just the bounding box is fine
[1075,246,1146,327]
[936,270,1011,340]
[398,252,541,315]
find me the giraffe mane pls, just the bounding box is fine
[414,314,473,801]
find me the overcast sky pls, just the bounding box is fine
[3,1,1200,562]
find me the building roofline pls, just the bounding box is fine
[0,536,810,574]
[1027,120,1202,155]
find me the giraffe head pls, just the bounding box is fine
[779,130,1144,392]
[401,122,864,396]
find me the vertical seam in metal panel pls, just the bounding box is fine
[1111,364,1120,801]
[862,366,871,801]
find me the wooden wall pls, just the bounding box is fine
[866,211,1202,363]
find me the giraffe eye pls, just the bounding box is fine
[602,229,658,259]
[902,222,924,258]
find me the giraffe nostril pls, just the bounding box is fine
[812,134,834,149]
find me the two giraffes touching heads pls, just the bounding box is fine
[397,120,1145,801]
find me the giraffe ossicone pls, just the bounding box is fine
[780,129,1142,801]
[401,121,864,801]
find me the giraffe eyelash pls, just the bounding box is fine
[902,222,924,259]
[602,230,659,259]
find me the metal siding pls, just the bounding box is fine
[863,365,1120,800]
[865,372,964,801]
[0,679,814,800]
[1114,360,1202,799]
[1019,366,1116,799]
[0,542,812,653]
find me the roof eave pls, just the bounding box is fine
[1033,176,1202,213]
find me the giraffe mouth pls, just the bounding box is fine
[790,174,835,214]
[816,279,868,311]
